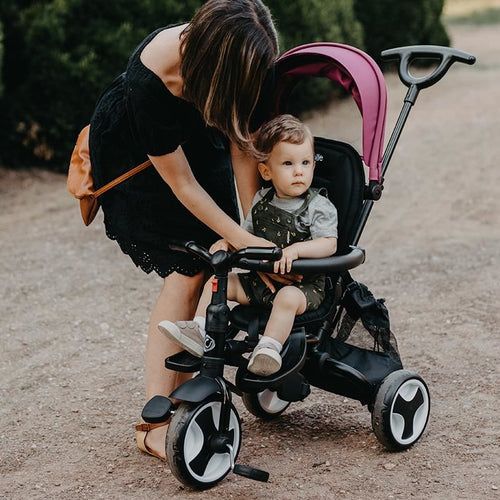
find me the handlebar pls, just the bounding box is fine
[233,246,283,262]
[167,241,283,267]
[381,45,476,90]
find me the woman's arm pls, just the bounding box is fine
[149,147,271,250]
[230,142,261,218]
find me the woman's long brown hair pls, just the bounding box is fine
[180,0,279,154]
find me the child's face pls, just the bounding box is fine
[258,139,315,199]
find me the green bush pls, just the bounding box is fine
[266,0,364,116]
[0,0,202,169]
[266,0,363,52]
[0,0,365,170]
[354,0,450,66]
[0,21,4,99]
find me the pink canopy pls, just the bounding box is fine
[274,43,387,182]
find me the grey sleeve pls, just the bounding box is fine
[308,196,338,239]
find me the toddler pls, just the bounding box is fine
[159,114,338,376]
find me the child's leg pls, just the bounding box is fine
[248,286,307,376]
[158,273,249,356]
[262,286,307,344]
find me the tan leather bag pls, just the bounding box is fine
[67,125,151,225]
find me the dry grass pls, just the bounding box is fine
[444,0,500,17]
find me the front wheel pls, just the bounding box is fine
[166,397,241,489]
[242,390,290,420]
[371,370,430,451]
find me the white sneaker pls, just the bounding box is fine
[247,345,282,376]
[158,320,204,357]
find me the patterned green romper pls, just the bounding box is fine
[238,188,326,311]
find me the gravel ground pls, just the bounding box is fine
[1,24,498,499]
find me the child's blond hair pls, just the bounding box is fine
[254,114,313,162]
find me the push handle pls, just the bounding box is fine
[381,45,476,90]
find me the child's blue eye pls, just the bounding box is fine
[283,161,292,166]
[302,160,311,166]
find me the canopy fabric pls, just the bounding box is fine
[275,43,387,182]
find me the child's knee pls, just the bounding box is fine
[275,286,307,312]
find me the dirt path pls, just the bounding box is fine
[1,25,499,499]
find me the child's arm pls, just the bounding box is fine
[273,237,337,274]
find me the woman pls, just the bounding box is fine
[88,0,279,460]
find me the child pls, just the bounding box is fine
[158,114,338,376]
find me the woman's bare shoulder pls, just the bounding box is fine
[140,24,188,94]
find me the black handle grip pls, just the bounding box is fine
[381,45,476,89]
[233,246,282,262]
[167,240,212,263]
[238,247,365,274]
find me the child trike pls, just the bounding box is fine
[140,43,475,489]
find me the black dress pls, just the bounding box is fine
[89,26,239,277]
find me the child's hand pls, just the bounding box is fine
[274,244,300,274]
[210,239,230,253]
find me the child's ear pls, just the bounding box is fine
[258,162,272,181]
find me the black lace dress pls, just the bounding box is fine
[89,26,239,277]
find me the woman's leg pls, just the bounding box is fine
[143,270,207,458]
[194,272,250,318]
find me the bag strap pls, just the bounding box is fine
[92,159,152,199]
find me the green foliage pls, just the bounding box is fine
[354,0,450,66]
[0,0,449,170]
[266,0,363,115]
[266,0,363,52]
[0,0,203,169]
[0,21,3,98]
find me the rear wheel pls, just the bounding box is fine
[166,397,241,489]
[242,390,290,420]
[371,370,430,451]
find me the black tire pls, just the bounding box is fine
[242,390,290,420]
[371,370,430,451]
[166,397,241,489]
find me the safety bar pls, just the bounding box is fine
[238,246,365,274]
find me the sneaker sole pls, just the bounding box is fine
[247,347,282,377]
[157,321,204,358]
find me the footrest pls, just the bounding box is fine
[235,328,307,392]
[165,350,202,373]
[141,395,174,423]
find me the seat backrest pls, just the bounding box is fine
[312,137,365,256]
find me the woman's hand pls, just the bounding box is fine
[234,233,275,251]
[209,239,230,253]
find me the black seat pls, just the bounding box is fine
[312,136,365,255]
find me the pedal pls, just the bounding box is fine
[141,395,174,423]
[226,444,269,482]
[233,464,269,482]
[165,350,202,373]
